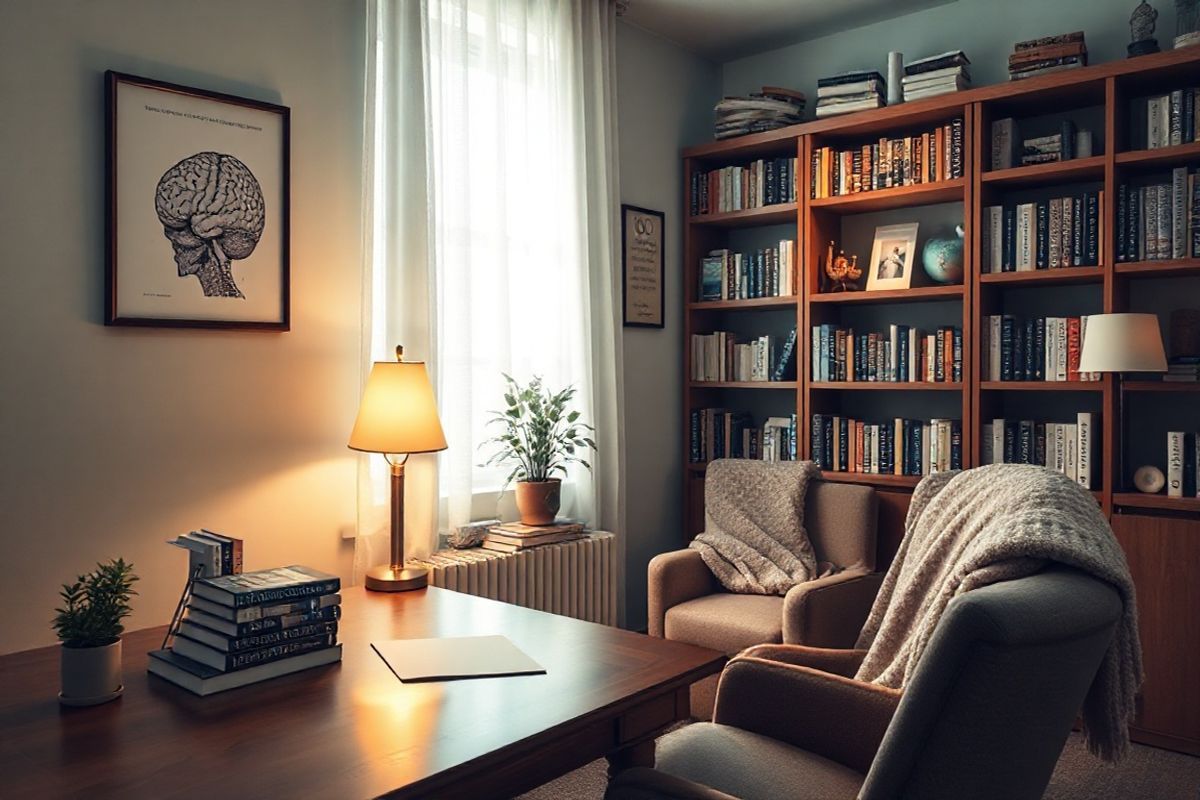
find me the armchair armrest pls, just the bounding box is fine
[648,549,720,637]
[740,643,867,678]
[605,767,740,800]
[713,653,899,774]
[783,569,883,649]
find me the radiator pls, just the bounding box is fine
[411,531,617,625]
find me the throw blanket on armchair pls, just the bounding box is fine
[854,464,1142,761]
[690,459,821,595]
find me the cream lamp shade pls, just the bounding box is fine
[1078,313,1168,373]
[348,361,448,455]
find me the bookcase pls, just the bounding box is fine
[682,46,1200,754]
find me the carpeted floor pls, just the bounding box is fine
[518,730,1200,799]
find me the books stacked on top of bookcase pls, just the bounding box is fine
[981,315,1100,382]
[699,241,796,302]
[815,71,885,119]
[148,566,342,696]
[810,119,965,198]
[1140,89,1200,149]
[811,324,962,383]
[811,415,961,476]
[1117,169,1200,262]
[981,192,1102,272]
[902,51,971,101]
[1166,432,1200,497]
[689,157,798,216]
[983,414,1097,489]
[481,521,585,553]
[1008,31,1087,81]
[689,410,798,463]
[713,86,806,140]
[691,327,797,383]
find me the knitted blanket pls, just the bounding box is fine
[690,459,820,595]
[854,464,1142,762]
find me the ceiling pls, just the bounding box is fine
[622,0,956,61]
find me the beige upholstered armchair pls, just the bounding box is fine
[648,480,880,719]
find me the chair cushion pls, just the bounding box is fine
[806,481,876,570]
[657,722,865,800]
[665,593,784,654]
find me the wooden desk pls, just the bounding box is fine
[0,586,724,799]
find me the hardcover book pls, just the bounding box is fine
[147,645,342,696]
[191,566,341,610]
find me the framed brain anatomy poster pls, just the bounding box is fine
[105,72,290,330]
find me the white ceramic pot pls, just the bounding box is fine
[59,639,124,706]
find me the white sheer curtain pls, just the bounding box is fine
[358,0,624,589]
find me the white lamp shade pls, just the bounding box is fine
[1077,313,1167,373]
[348,361,448,455]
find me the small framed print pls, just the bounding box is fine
[866,222,919,292]
[105,71,290,330]
[621,204,665,328]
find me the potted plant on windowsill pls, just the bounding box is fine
[481,375,596,526]
[53,558,138,706]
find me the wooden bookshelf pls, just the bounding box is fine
[681,45,1200,755]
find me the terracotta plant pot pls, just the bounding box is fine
[60,638,124,706]
[515,479,561,526]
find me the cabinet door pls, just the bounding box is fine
[1111,512,1200,752]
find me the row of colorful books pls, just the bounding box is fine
[148,565,342,696]
[699,241,795,302]
[689,410,798,464]
[690,328,797,383]
[983,415,1097,489]
[809,118,964,198]
[811,324,962,384]
[688,157,798,216]
[980,193,1102,272]
[1117,170,1200,262]
[981,315,1100,383]
[811,415,962,476]
[1140,88,1200,150]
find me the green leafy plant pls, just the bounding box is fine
[53,559,138,648]
[480,375,596,489]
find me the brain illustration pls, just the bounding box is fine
[155,152,265,298]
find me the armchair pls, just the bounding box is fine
[648,480,880,719]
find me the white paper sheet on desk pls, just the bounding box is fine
[370,635,546,682]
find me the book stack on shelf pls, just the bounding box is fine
[1008,31,1087,81]
[981,315,1100,382]
[689,410,798,463]
[983,415,1096,489]
[689,157,798,215]
[981,192,1102,271]
[1166,432,1200,498]
[149,565,342,696]
[691,327,797,383]
[1140,89,1200,149]
[713,86,806,140]
[1117,170,1200,262]
[810,118,965,197]
[902,51,971,101]
[699,240,796,301]
[481,520,585,554]
[811,415,962,476]
[992,118,1084,168]
[1166,356,1200,382]
[814,70,885,119]
[811,324,962,383]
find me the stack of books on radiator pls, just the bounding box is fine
[481,521,585,553]
[148,565,342,696]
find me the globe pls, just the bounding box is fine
[922,225,965,285]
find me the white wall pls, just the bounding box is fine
[724,0,1177,98]
[616,22,720,630]
[0,0,365,653]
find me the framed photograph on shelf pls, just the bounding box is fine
[621,204,665,328]
[866,222,919,292]
[105,71,290,330]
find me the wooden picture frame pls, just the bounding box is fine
[866,222,919,292]
[621,204,665,328]
[105,71,291,330]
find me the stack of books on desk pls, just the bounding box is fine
[148,565,342,696]
[902,51,971,101]
[481,521,585,553]
[815,71,885,118]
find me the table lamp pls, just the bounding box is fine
[348,346,447,591]
[1078,313,1167,489]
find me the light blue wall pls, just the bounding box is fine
[723,0,1178,100]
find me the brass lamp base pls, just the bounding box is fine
[365,564,429,592]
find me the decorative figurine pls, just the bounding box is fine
[1128,0,1161,56]
[824,240,862,292]
[922,225,965,285]
[1133,465,1166,494]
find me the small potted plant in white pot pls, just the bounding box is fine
[53,558,138,706]
[481,375,596,526]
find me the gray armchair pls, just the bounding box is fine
[648,480,880,719]
[609,566,1124,800]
